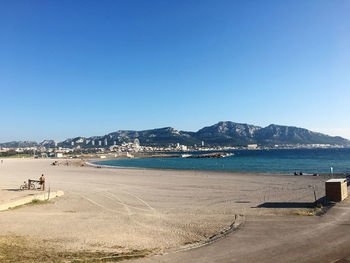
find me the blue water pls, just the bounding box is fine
[94,148,350,174]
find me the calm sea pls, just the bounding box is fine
[93,148,350,174]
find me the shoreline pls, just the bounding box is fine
[85,160,294,176]
[87,159,347,178]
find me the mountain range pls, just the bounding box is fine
[1,122,349,148]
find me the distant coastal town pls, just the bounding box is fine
[0,139,347,159]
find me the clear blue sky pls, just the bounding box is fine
[1,0,349,142]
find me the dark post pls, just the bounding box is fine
[313,187,317,203]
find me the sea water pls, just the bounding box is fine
[93,148,350,174]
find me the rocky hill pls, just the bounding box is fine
[1,121,349,148]
[254,124,347,145]
[189,122,261,146]
[0,141,39,148]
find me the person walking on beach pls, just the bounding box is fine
[39,174,45,191]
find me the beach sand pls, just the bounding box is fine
[0,158,328,259]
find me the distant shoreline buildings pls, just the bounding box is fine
[0,140,346,159]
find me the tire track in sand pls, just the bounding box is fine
[104,191,151,213]
[118,189,156,212]
[79,194,120,213]
[100,191,133,216]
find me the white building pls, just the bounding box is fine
[247,144,258,149]
[134,139,140,152]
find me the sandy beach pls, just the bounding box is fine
[0,158,345,262]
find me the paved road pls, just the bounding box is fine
[131,198,350,263]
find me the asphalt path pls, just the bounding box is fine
[131,197,350,263]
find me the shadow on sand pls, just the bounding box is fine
[2,189,22,192]
[256,202,315,208]
[255,197,328,209]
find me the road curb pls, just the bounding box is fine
[0,191,64,211]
